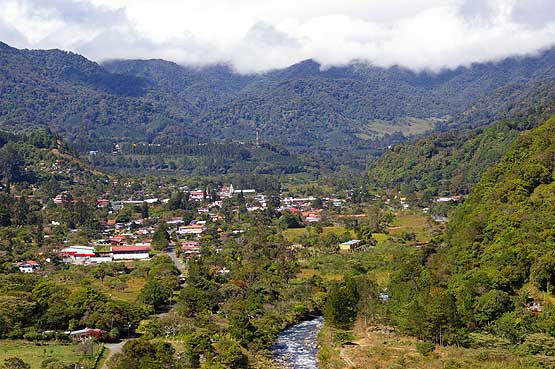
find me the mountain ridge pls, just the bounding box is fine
[2,40,555,169]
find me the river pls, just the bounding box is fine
[272,316,324,369]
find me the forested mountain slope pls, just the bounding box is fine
[2,40,555,171]
[105,53,555,153]
[375,116,555,349]
[367,80,555,195]
[446,115,555,287]
[0,128,109,197]
[0,42,192,150]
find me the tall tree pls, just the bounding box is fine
[152,223,170,251]
[141,202,149,219]
[0,143,24,192]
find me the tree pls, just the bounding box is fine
[0,143,24,192]
[237,190,245,205]
[214,340,248,368]
[355,224,378,246]
[356,276,380,326]
[0,200,11,226]
[141,202,149,219]
[139,278,172,311]
[324,279,360,329]
[108,339,175,369]
[279,211,303,229]
[12,197,29,226]
[473,290,513,325]
[265,189,281,215]
[178,285,213,316]
[311,197,324,209]
[229,313,257,346]
[532,252,555,293]
[152,223,170,251]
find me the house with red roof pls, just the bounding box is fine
[17,260,40,273]
[181,241,200,256]
[111,245,151,260]
[110,235,127,245]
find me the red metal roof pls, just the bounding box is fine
[112,245,150,253]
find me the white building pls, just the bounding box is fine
[111,245,151,260]
[178,224,206,235]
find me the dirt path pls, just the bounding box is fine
[340,348,355,367]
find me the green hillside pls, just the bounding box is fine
[447,115,555,288]
[367,79,555,195]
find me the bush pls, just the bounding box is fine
[23,331,47,341]
[468,332,512,349]
[333,331,355,345]
[416,341,435,356]
[494,309,534,344]
[477,351,489,361]
[518,333,555,356]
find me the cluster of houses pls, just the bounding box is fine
[280,196,343,223]
[22,184,348,270]
[55,209,213,266]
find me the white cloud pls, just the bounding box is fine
[0,0,554,73]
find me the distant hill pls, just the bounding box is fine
[2,41,555,169]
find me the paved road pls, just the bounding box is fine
[101,341,125,369]
[166,244,187,276]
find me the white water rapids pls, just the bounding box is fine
[271,316,324,369]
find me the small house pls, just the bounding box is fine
[339,239,362,253]
[189,190,205,201]
[178,224,206,235]
[60,246,96,263]
[66,327,103,341]
[96,199,110,208]
[17,260,40,273]
[181,241,201,256]
[110,235,127,245]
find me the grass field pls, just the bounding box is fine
[282,226,356,242]
[357,117,437,139]
[93,276,146,302]
[0,340,102,369]
[372,233,388,244]
[282,227,310,241]
[46,262,148,303]
[388,213,437,242]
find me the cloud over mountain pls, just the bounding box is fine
[1,0,555,73]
